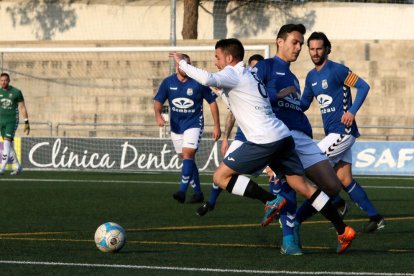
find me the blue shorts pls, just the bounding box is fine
[223,136,304,176]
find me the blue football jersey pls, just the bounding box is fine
[255,56,313,138]
[154,74,217,134]
[302,60,360,137]
[234,127,247,142]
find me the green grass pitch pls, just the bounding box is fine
[0,171,413,275]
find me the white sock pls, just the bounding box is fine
[10,142,21,168]
[1,140,11,172]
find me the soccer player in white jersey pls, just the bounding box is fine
[170,38,356,254]
[301,32,385,233]
[154,54,221,204]
[196,54,264,216]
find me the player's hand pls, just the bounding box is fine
[278,86,298,99]
[169,52,185,64]
[212,125,221,141]
[341,111,355,127]
[155,115,166,127]
[24,120,30,135]
[220,138,229,156]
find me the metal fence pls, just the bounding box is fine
[23,121,414,141]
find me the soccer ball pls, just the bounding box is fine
[94,222,126,253]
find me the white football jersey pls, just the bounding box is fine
[179,60,291,144]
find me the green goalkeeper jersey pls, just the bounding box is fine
[0,85,24,122]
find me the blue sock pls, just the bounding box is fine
[269,176,282,195]
[279,182,297,237]
[296,199,317,224]
[179,159,194,193]
[190,162,203,195]
[345,179,379,217]
[207,183,222,206]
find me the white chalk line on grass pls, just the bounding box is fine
[1,178,414,189]
[0,260,413,276]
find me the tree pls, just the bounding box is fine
[6,0,77,40]
[184,0,315,39]
[182,0,200,39]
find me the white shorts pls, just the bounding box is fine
[171,128,202,154]
[291,130,327,169]
[317,133,356,166]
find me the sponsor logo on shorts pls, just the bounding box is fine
[227,157,235,161]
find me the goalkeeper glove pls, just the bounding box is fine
[24,119,30,135]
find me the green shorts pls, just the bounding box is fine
[0,120,18,139]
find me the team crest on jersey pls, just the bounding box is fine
[322,79,328,89]
[186,88,193,96]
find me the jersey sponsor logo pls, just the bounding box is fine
[316,94,333,108]
[275,72,285,75]
[171,97,194,109]
[322,79,328,89]
[312,82,317,86]
[186,88,193,96]
[0,98,13,109]
[169,87,178,90]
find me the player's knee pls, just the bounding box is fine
[326,184,341,197]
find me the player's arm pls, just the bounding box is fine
[277,86,297,99]
[221,112,235,156]
[18,101,30,135]
[341,72,370,126]
[154,100,166,127]
[209,101,221,141]
[300,77,314,112]
[170,52,239,89]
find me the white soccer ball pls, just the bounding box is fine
[94,222,126,253]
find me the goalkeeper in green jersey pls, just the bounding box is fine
[0,73,30,175]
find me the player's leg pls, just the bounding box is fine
[182,128,204,203]
[213,141,287,224]
[336,161,385,232]
[265,166,301,255]
[0,137,11,174]
[283,174,356,254]
[9,141,22,175]
[319,133,385,232]
[278,181,301,255]
[0,122,17,175]
[170,132,190,203]
[196,140,244,216]
[272,136,356,254]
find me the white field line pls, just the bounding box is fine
[0,260,413,276]
[0,177,414,189]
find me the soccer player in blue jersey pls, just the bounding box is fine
[301,32,385,233]
[196,54,264,216]
[171,38,356,254]
[254,24,351,255]
[154,54,221,204]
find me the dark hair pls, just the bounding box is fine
[248,54,264,65]
[307,32,331,54]
[215,38,244,62]
[0,73,10,79]
[182,53,191,64]
[276,24,306,40]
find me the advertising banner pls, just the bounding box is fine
[14,137,414,175]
